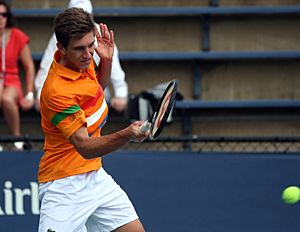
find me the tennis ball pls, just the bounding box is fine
[282,186,300,204]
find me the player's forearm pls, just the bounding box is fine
[74,128,132,159]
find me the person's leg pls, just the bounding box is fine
[1,86,21,136]
[86,168,145,232]
[38,174,96,232]
[87,216,145,232]
[113,219,145,232]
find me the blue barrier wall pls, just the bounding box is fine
[1,151,300,232]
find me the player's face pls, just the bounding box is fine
[61,31,95,72]
[0,5,8,30]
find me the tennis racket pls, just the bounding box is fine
[140,80,177,139]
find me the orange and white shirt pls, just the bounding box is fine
[38,51,108,183]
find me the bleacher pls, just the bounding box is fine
[1,0,300,142]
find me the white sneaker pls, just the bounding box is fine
[0,144,3,151]
[14,141,24,150]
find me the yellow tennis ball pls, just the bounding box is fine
[282,186,300,204]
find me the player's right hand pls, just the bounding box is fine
[129,121,150,143]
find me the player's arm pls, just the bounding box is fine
[94,23,114,90]
[69,121,148,159]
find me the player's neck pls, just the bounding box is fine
[59,56,83,73]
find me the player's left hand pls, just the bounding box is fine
[94,23,114,61]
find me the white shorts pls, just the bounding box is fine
[38,168,138,232]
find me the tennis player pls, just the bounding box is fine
[38,8,148,232]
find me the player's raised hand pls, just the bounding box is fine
[94,23,114,61]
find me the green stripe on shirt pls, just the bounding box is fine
[51,105,81,126]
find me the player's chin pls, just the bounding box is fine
[80,60,91,69]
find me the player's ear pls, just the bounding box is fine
[57,42,66,55]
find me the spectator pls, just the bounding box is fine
[35,0,128,113]
[0,1,35,150]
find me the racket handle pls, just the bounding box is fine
[140,121,151,133]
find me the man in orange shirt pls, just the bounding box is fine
[38,8,148,232]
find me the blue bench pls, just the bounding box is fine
[119,51,300,60]
[12,6,300,17]
[175,99,300,109]
[32,51,300,61]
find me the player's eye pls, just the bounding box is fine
[88,41,95,48]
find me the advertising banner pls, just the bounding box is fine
[1,151,300,232]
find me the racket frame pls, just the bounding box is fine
[145,80,177,139]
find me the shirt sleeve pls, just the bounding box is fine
[46,92,86,139]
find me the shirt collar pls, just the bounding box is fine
[52,50,95,80]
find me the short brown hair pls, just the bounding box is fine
[54,7,94,48]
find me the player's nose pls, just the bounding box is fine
[83,48,92,58]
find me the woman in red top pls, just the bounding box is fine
[0,1,35,150]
